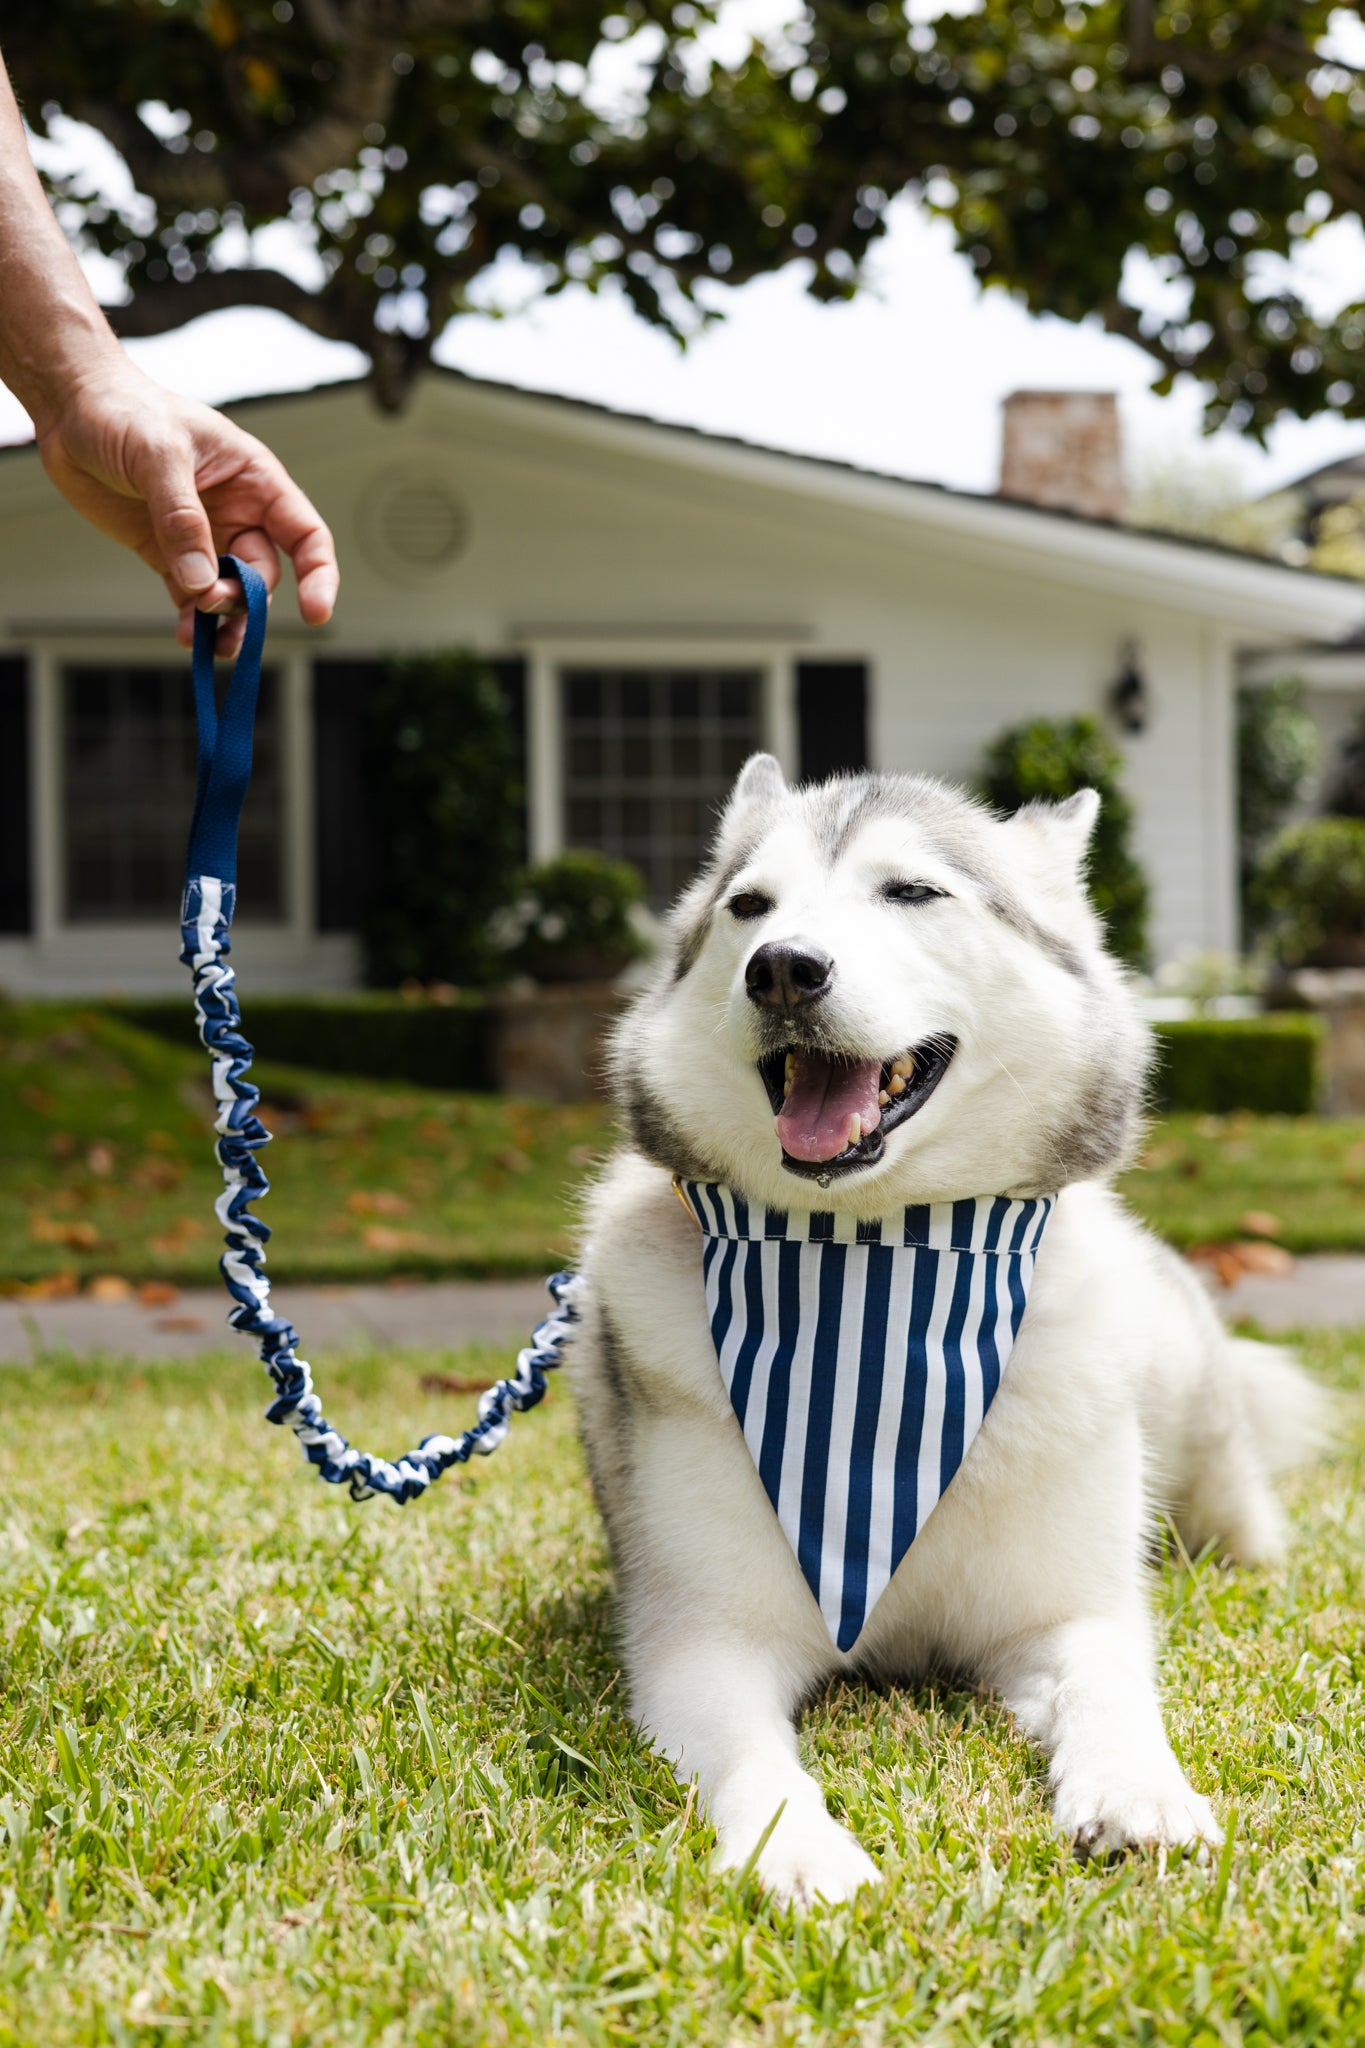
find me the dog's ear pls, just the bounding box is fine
[1007,787,1100,879]
[714,753,787,845]
[729,753,787,811]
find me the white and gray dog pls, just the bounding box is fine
[571,754,1323,1905]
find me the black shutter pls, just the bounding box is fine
[312,655,530,934]
[313,660,384,933]
[796,661,869,782]
[0,657,32,934]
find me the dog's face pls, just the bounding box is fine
[613,756,1151,1210]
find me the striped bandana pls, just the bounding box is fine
[674,1181,1054,1652]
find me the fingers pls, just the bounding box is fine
[235,440,338,625]
[137,432,220,601]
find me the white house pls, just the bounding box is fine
[0,370,1361,995]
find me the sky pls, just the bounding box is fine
[4,8,1365,504]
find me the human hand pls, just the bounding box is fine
[35,359,338,654]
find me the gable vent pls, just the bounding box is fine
[359,464,470,584]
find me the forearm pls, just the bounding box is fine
[0,53,122,435]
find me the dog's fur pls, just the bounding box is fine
[570,756,1325,1904]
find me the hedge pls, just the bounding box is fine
[113,1001,1322,1116]
[115,993,495,1092]
[1149,1016,1322,1116]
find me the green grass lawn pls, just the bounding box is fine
[0,1330,1360,2045]
[6,1000,1365,1296]
[0,1002,609,1289]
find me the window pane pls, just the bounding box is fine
[559,665,763,907]
[62,663,284,923]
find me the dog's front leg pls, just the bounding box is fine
[986,1612,1222,1857]
[629,1630,879,1906]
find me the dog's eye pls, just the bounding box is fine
[882,880,946,906]
[727,890,772,921]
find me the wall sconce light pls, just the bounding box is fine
[1109,640,1149,734]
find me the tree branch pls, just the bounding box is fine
[105,266,347,342]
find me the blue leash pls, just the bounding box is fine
[179,556,577,1501]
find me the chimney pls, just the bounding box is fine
[999,391,1127,523]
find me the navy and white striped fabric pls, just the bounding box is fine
[675,1180,1054,1651]
[179,556,580,1501]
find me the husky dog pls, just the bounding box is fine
[572,756,1323,1905]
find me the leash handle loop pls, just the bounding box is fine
[186,554,269,892]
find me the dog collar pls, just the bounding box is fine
[674,1180,1055,1651]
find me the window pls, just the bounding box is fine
[562,666,764,904]
[62,664,284,922]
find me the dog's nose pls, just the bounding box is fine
[745,940,834,1010]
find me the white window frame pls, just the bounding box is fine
[519,635,799,865]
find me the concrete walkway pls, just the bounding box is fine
[0,1277,552,1363]
[3,1256,1365,1363]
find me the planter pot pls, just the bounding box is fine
[489,980,631,1102]
[516,947,637,985]
[1272,967,1365,1115]
[1304,934,1365,969]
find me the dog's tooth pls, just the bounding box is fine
[878,1089,890,1107]
[784,1053,796,1079]
[891,1053,916,1079]
[847,1114,861,1146]
[888,1074,906,1096]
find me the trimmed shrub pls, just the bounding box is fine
[361,652,523,988]
[1250,815,1365,967]
[491,850,651,983]
[1150,1016,1322,1116]
[980,715,1150,969]
[116,993,494,1092]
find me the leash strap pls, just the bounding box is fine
[179,554,577,1501]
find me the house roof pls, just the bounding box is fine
[3,363,1363,638]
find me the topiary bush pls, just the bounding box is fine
[1250,815,1365,968]
[1150,1016,1322,1115]
[980,715,1150,968]
[490,850,651,983]
[361,653,522,988]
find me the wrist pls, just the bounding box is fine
[12,300,127,440]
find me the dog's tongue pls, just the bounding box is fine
[776,1051,883,1162]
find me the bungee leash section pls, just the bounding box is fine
[180,554,577,1502]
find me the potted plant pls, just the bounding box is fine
[491,851,652,985]
[1251,816,1365,968]
[486,852,653,1100]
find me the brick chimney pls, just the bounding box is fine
[999,391,1127,523]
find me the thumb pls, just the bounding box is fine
[139,435,218,596]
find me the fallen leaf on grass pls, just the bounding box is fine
[1188,1240,1296,1288]
[361,1225,436,1253]
[1232,1240,1295,1275]
[29,1216,100,1250]
[129,1158,184,1193]
[20,1270,79,1300]
[1239,1210,1282,1238]
[85,1275,133,1302]
[19,1084,56,1115]
[496,1148,532,1174]
[148,1217,207,1256]
[85,1143,115,1178]
[137,1281,180,1307]
[346,1190,412,1217]
[420,1372,495,1396]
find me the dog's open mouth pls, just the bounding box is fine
[757,1038,957,1181]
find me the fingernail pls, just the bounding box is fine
[176,551,216,591]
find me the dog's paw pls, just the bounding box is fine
[719,1811,880,1907]
[1053,1768,1223,1860]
